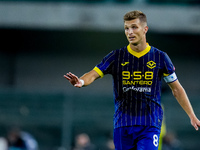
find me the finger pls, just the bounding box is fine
[66,72,79,81]
[64,73,72,78]
[69,72,79,79]
[74,84,80,87]
[74,83,82,88]
[194,124,199,131]
[192,121,199,131]
[196,122,200,131]
[64,75,71,80]
[69,74,80,83]
[66,73,73,79]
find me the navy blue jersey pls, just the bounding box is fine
[94,44,176,129]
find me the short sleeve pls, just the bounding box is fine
[93,51,115,78]
[162,53,177,83]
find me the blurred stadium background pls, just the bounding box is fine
[0,0,200,150]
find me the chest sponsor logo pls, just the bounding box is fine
[123,86,151,93]
[147,61,156,69]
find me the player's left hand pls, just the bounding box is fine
[191,116,200,131]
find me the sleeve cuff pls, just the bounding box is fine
[93,67,104,78]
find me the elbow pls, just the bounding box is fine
[172,89,178,98]
[172,86,185,99]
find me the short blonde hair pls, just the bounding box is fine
[124,10,147,24]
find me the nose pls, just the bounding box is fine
[128,28,134,35]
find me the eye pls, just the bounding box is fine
[124,27,129,31]
[132,26,138,29]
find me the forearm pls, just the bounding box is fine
[172,86,196,119]
[169,80,200,130]
[80,70,100,86]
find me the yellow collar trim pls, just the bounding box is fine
[127,44,151,58]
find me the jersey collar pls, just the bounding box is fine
[127,43,151,58]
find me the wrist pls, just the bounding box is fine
[79,79,84,87]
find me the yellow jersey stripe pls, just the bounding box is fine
[127,43,151,58]
[93,66,104,78]
[163,73,169,77]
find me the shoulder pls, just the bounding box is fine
[150,46,165,54]
[112,46,128,55]
[113,46,127,52]
[100,46,127,62]
[105,46,127,57]
[150,46,169,57]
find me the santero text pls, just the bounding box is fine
[123,80,152,85]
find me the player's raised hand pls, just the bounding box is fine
[64,72,83,88]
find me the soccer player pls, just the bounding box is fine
[64,10,200,150]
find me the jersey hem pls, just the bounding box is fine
[114,124,161,130]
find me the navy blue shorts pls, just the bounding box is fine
[114,126,161,150]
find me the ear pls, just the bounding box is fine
[144,26,148,34]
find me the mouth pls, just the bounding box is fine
[129,36,136,41]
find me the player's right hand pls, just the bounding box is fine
[64,72,83,88]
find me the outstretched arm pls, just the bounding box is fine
[64,70,100,88]
[168,80,200,131]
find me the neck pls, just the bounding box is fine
[130,41,147,52]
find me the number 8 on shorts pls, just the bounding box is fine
[153,134,159,147]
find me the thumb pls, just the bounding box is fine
[191,118,200,131]
[74,81,83,88]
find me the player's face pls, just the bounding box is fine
[124,18,148,45]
